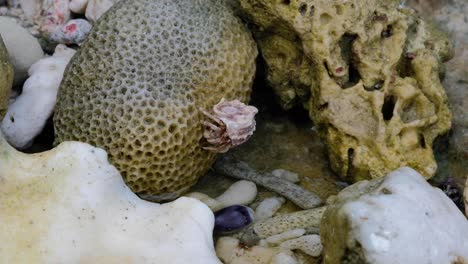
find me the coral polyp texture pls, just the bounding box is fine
[0,36,13,119]
[238,0,453,181]
[54,0,257,200]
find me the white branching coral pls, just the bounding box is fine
[202,98,258,153]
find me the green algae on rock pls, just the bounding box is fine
[0,36,13,120]
[54,0,257,201]
[238,0,453,181]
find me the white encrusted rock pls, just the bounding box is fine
[0,16,44,85]
[1,44,75,149]
[321,167,468,264]
[0,131,220,263]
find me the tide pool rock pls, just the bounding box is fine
[321,167,468,264]
[0,131,220,264]
[0,16,44,85]
[239,0,453,181]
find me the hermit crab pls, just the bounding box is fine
[201,98,258,153]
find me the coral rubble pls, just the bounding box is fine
[238,0,453,181]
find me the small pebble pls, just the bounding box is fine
[255,197,285,221]
[215,180,257,209]
[214,205,254,234]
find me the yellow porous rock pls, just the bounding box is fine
[0,36,13,119]
[239,0,453,181]
[54,0,257,200]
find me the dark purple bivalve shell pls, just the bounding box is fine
[214,205,254,234]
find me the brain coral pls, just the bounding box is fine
[238,0,453,181]
[0,36,13,119]
[54,0,257,200]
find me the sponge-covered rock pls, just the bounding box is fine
[239,0,453,181]
[54,0,257,200]
[0,36,13,119]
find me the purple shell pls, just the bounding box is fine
[214,205,254,234]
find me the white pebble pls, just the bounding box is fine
[271,251,299,264]
[85,0,116,22]
[266,229,306,245]
[0,16,44,85]
[271,169,300,183]
[69,0,88,14]
[184,192,222,211]
[255,197,285,221]
[215,180,257,209]
[279,234,323,257]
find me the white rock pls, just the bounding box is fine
[0,131,220,264]
[1,44,75,149]
[0,16,44,85]
[266,229,306,245]
[271,169,300,183]
[48,19,92,45]
[271,251,299,264]
[85,0,116,22]
[69,0,88,14]
[216,180,257,208]
[279,235,323,257]
[255,197,286,221]
[321,167,468,264]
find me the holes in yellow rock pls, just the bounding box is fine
[320,13,332,24]
[381,25,393,38]
[299,3,307,16]
[334,5,344,15]
[347,148,355,178]
[364,80,384,91]
[281,0,291,5]
[339,33,361,88]
[418,133,426,148]
[382,95,396,121]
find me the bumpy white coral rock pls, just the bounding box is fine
[1,44,75,149]
[0,131,220,263]
[321,167,468,264]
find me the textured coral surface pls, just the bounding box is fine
[239,0,453,181]
[54,0,257,200]
[0,36,13,119]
